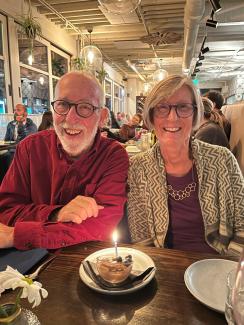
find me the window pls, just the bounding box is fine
[18,37,48,72]
[105,78,112,110]
[51,51,68,77]
[0,14,11,113]
[20,67,49,114]
[113,82,124,114]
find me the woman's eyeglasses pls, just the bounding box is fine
[153,103,196,118]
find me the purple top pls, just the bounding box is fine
[166,165,217,254]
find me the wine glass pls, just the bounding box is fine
[232,249,244,325]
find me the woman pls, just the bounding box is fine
[119,113,142,142]
[194,97,230,148]
[38,111,53,131]
[128,75,244,256]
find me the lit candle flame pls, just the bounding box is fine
[112,230,118,258]
[112,230,118,243]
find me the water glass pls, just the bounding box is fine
[225,269,237,325]
[232,250,244,325]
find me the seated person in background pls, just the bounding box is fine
[0,71,129,250]
[194,97,230,148]
[205,90,231,140]
[4,104,37,142]
[222,100,244,176]
[119,113,143,142]
[110,110,121,129]
[38,110,53,131]
[128,74,244,256]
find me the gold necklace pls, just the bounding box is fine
[167,163,196,201]
[167,182,196,200]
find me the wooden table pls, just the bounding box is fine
[0,141,16,151]
[1,242,229,324]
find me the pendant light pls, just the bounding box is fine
[98,0,141,15]
[80,28,102,72]
[152,59,168,83]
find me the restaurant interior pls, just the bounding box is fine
[0,0,244,324]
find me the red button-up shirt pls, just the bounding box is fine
[0,130,129,250]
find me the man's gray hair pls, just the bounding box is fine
[143,74,204,131]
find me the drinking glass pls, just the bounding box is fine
[225,269,237,325]
[232,249,244,325]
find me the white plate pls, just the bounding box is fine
[79,247,156,295]
[126,145,141,153]
[184,259,238,313]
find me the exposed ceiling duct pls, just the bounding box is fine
[182,0,205,73]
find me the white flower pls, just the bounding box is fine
[0,266,48,308]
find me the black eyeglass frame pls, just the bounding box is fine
[152,103,196,118]
[51,100,100,118]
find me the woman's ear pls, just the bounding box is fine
[99,107,109,128]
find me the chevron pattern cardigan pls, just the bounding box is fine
[128,139,244,256]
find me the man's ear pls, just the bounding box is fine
[99,107,109,128]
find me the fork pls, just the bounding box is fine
[27,255,56,280]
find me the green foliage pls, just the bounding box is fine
[97,66,109,84]
[19,15,42,40]
[71,57,86,71]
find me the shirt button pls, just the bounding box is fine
[61,241,66,246]
[25,242,33,249]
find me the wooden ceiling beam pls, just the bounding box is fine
[38,2,99,14]
[46,10,102,18]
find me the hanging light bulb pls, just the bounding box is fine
[153,69,168,82]
[28,54,33,65]
[98,0,141,15]
[81,45,102,71]
[80,28,103,72]
[39,76,45,85]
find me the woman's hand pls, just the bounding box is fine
[54,195,104,224]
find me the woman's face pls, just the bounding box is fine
[152,85,194,148]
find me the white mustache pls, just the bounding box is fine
[62,124,87,132]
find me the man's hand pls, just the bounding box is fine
[15,115,25,123]
[55,195,104,224]
[0,223,14,248]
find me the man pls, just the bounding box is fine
[205,90,231,140]
[4,104,37,142]
[0,71,129,250]
[222,101,244,175]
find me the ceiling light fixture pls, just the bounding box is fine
[206,19,218,28]
[80,28,102,72]
[153,69,168,83]
[201,46,210,54]
[196,62,202,67]
[206,10,218,28]
[209,0,222,13]
[194,68,200,73]
[198,55,205,61]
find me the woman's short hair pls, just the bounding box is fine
[143,74,204,131]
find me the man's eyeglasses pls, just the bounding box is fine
[153,103,196,118]
[51,100,100,118]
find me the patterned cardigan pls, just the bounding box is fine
[128,139,244,256]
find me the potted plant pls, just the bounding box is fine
[97,65,109,84]
[19,0,42,61]
[71,57,86,71]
